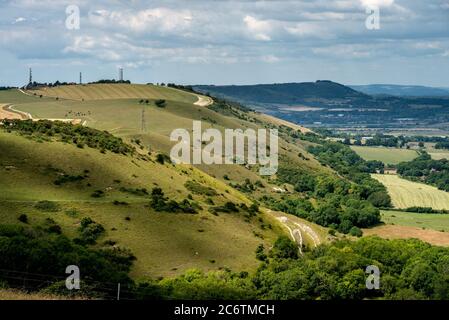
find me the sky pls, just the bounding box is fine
[0,0,448,87]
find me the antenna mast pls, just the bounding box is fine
[119,68,124,82]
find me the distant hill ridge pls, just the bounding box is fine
[195,80,366,104]
[350,84,449,97]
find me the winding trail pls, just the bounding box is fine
[0,104,31,120]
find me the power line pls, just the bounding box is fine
[141,106,147,133]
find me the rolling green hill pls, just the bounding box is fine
[0,84,331,280]
[0,129,283,278]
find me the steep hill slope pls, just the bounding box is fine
[0,129,282,278]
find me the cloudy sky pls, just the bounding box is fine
[0,0,448,87]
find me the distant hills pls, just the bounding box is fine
[195,80,449,129]
[195,80,366,105]
[350,84,449,97]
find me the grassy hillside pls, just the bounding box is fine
[372,174,449,210]
[0,84,357,281]
[0,130,282,278]
[351,145,418,165]
[27,84,199,103]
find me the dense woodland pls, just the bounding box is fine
[397,153,449,192]
[2,223,449,300]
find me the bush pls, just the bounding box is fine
[349,226,363,237]
[91,190,105,198]
[270,236,298,260]
[76,217,105,245]
[18,214,28,223]
[184,181,217,196]
[1,119,135,155]
[35,201,60,212]
[155,99,166,108]
[150,188,197,214]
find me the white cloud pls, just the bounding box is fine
[359,0,395,8]
[12,17,26,24]
[243,15,273,41]
[88,8,193,34]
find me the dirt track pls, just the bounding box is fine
[0,104,29,120]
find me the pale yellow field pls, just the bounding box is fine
[372,174,449,210]
[28,84,198,103]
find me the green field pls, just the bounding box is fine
[372,174,449,210]
[381,210,449,232]
[351,145,418,164]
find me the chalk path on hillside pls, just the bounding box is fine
[267,209,321,254]
[9,90,87,126]
[194,94,213,107]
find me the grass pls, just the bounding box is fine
[372,174,449,210]
[0,289,81,300]
[27,84,198,103]
[0,84,333,279]
[380,210,449,232]
[0,131,282,278]
[350,145,418,165]
[423,142,449,160]
[363,210,449,247]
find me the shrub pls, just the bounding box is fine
[77,217,105,245]
[155,99,166,108]
[184,181,217,196]
[349,226,363,237]
[35,201,60,212]
[91,190,105,198]
[270,236,298,260]
[18,214,28,223]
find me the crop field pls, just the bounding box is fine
[363,224,449,246]
[27,84,198,103]
[423,142,449,160]
[372,174,449,210]
[350,145,418,164]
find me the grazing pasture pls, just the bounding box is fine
[380,210,449,232]
[350,145,418,164]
